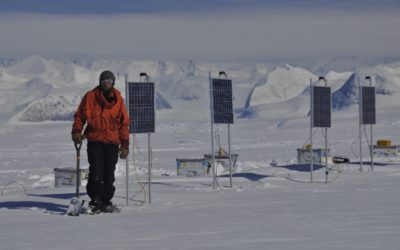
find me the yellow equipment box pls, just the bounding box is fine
[377,139,392,147]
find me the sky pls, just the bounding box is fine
[0,0,399,61]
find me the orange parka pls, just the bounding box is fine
[72,86,130,149]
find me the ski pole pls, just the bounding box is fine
[74,142,82,198]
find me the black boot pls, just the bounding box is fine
[103,201,121,213]
[87,199,105,214]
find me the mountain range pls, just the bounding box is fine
[0,55,399,123]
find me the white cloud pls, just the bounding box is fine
[0,8,399,61]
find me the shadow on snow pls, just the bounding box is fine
[275,164,325,172]
[0,200,68,214]
[219,172,270,181]
[0,192,87,214]
[29,192,86,200]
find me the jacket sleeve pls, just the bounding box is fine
[119,100,130,150]
[71,94,88,135]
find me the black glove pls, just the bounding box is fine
[119,147,129,159]
[71,133,85,144]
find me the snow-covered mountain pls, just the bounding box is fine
[310,56,397,76]
[156,60,206,101]
[332,65,400,110]
[239,88,311,124]
[240,64,400,122]
[244,65,316,108]
[14,95,82,122]
[4,55,48,75]
[325,71,353,92]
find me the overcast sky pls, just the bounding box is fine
[0,0,399,61]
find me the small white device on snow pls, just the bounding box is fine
[67,197,84,216]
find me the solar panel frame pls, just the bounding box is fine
[360,86,376,125]
[312,86,331,128]
[127,82,155,134]
[212,79,234,124]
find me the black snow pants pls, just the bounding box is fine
[86,141,119,204]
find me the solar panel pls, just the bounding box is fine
[212,79,233,124]
[127,82,155,134]
[312,86,331,128]
[361,86,376,125]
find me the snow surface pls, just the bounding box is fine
[1,110,400,249]
[1,56,400,249]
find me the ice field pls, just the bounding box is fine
[1,110,400,250]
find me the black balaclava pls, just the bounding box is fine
[99,70,115,102]
[99,70,115,86]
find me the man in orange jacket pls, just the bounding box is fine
[71,70,129,213]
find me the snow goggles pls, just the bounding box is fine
[100,79,114,84]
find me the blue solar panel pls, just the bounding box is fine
[361,86,376,125]
[212,79,233,124]
[127,82,155,134]
[312,86,331,128]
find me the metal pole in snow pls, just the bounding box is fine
[209,72,216,190]
[310,79,313,183]
[140,72,153,203]
[125,73,129,206]
[359,83,363,172]
[323,77,328,184]
[219,71,233,189]
[228,123,232,188]
[370,124,373,171]
[366,76,374,171]
[148,133,152,203]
